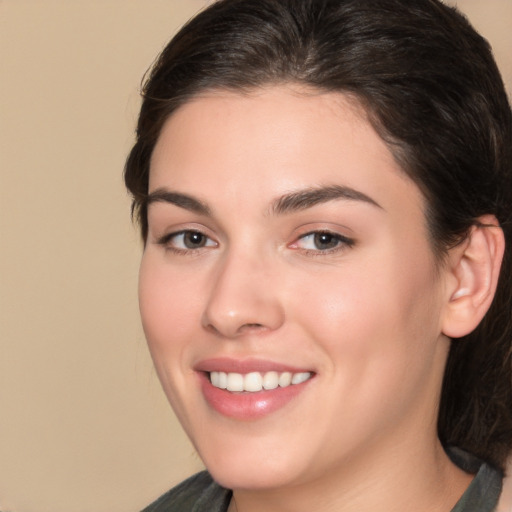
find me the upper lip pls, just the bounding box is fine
[194,357,313,374]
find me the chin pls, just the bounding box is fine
[208,460,302,491]
[197,437,306,491]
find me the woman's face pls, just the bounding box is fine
[139,86,452,490]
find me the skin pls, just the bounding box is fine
[139,86,473,511]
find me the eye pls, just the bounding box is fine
[158,230,217,252]
[291,231,355,253]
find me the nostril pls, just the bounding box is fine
[238,323,267,334]
[203,321,267,338]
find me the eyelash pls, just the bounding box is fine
[156,229,355,256]
[290,230,355,256]
[156,230,217,254]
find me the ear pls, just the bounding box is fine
[441,215,505,339]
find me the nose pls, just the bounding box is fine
[202,250,285,338]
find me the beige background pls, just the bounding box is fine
[0,1,510,511]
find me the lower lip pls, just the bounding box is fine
[198,372,312,420]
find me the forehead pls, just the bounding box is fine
[149,86,425,221]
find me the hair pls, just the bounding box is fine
[125,0,512,470]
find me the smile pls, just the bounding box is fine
[209,371,312,392]
[196,360,315,419]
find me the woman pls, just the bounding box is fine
[125,0,512,510]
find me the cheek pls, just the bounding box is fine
[291,246,442,371]
[290,254,444,443]
[138,255,206,421]
[138,255,199,358]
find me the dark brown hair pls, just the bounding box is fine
[125,0,512,470]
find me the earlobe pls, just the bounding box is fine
[442,215,505,339]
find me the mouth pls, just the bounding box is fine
[209,370,313,392]
[195,359,315,420]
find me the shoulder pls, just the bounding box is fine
[140,471,231,512]
[448,447,503,512]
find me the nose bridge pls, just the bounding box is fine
[202,244,284,338]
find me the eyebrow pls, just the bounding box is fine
[145,184,382,217]
[146,188,211,216]
[271,185,383,215]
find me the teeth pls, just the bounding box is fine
[209,370,312,392]
[278,372,292,387]
[263,371,279,390]
[210,371,220,387]
[218,371,227,389]
[291,372,311,385]
[244,372,263,392]
[226,372,244,392]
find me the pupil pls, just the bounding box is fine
[314,233,338,250]
[184,232,205,248]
